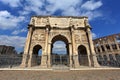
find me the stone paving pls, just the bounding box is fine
[0,69,120,80]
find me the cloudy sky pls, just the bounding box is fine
[0,0,120,53]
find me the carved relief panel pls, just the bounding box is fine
[32,30,45,43]
[75,34,81,43]
[81,34,88,43]
[35,17,49,26]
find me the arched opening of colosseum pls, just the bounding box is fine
[51,35,69,66]
[78,45,89,66]
[101,45,105,52]
[106,44,110,51]
[97,55,104,65]
[112,44,117,50]
[115,54,120,61]
[109,54,114,61]
[103,55,108,65]
[32,45,42,66]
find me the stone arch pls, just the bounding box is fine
[106,44,110,51]
[101,45,105,52]
[51,34,70,66]
[78,45,89,66]
[115,54,120,61]
[50,33,71,44]
[103,55,108,66]
[97,47,100,53]
[97,55,103,65]
[31,44,42,67]
[109,54,115,66]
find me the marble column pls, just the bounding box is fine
[109,43,113,51]
[41,27,49,68]
[99,46,103,53]
[86,28,100,67]
[47,43,51,68]
[103,44,107,52]
[71,26,79,68]
[69,43,73,68]
[20,25,33,67]
[116,43,120,50]
[86,46,92,67]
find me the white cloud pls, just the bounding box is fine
[81,0,103,10]
[21,0,102,20]
[0,10,25,30]
[12,28,27,35]
[0,0,103,33]
[52,41,66,54]
[0,0,22,7]
[0,0,103,21]
[81,11,102,20]
[62,7,80,16]
[46,0,82,14]
[20,0,47,15]
[92,32,97,39]
[0,35,26,52]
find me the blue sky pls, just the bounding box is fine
[0,0,120,53]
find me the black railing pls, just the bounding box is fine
[0,55,22,68]
[51,55,69,66]
[97,55,120,67]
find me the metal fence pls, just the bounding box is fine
[51,55,69,66]
[0,54,120,68]
[0,55,22,68]
[97,55,120,67]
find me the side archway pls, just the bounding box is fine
[32,45,42,67]
[78,45,89,66]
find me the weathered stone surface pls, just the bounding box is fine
[21,16,99,69]
[93,33,120,67]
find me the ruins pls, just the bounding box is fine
[94,33,120,67]
[0,45,22,68]
[0,45,17,55]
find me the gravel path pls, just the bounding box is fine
[0,69,120,80]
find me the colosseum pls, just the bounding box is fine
[93,33,120,67]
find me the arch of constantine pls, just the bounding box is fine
[20,16,99,69]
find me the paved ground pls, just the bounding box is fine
[0,69,120,80]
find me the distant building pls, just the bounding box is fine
[0,45,22,68]
[0,45,17,55]
[93,33,120,67]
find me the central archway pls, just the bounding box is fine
[51,35,69,66]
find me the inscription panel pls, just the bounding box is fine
[31,17,85,28]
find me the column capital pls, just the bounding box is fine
[27,24,34,29]
[70,25,75,32]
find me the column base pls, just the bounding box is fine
[40,55,48,68]
[20,54,29,68]
[73,55,79,68]
[20,63,27,68]
[93,55,100,67]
